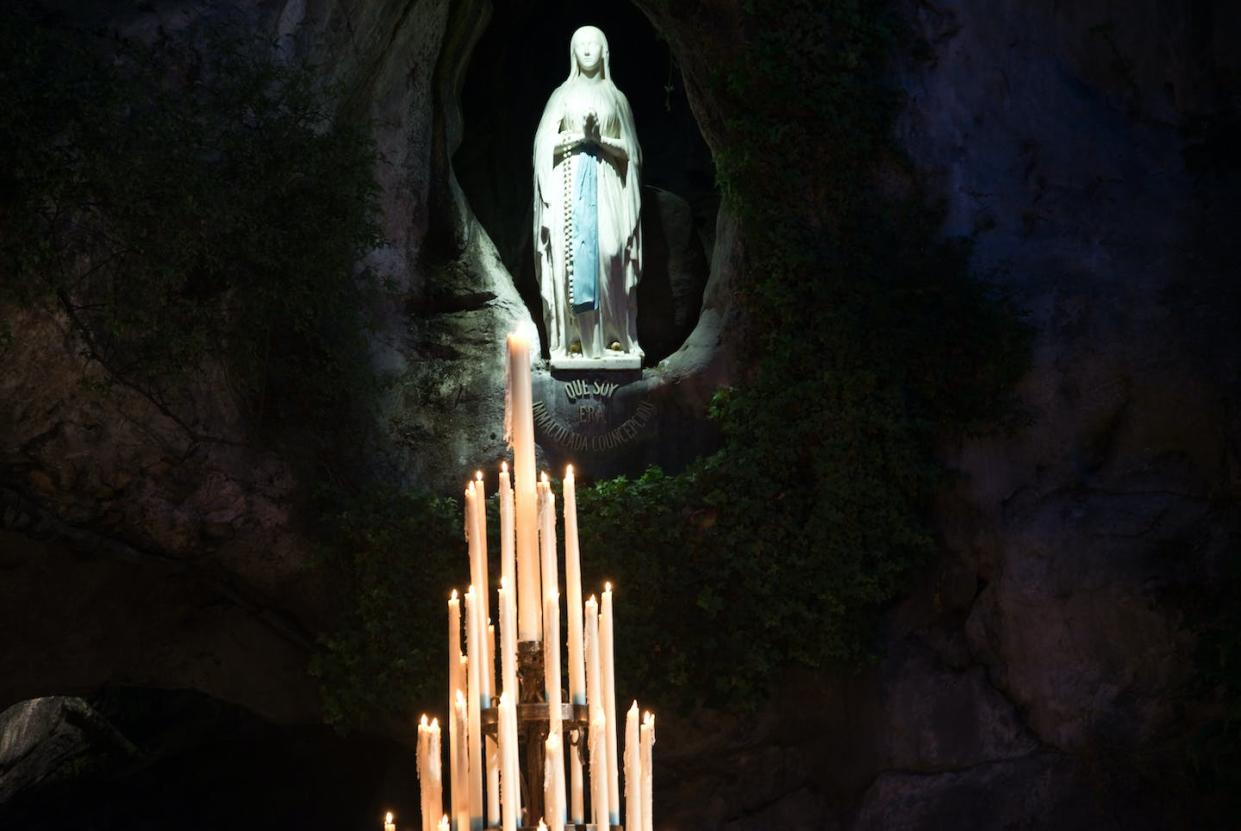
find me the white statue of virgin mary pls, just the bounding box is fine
[533,25,643,366]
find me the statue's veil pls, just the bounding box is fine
[567,25,613,82]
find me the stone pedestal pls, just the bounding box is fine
[549,352,643,371]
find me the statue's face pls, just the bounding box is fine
[573,32,604,74]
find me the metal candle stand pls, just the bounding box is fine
[480,641,622,831]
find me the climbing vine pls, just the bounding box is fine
[574,0,1029,709]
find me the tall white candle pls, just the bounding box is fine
[486,623,496,706]
[473,472,491,671]
[506,333,541,641]
[539,475,558,603]
[590,711,610,831]
[498,692,520,831]
[498,580,517,700]
[543,593,563,726]
[570,725,584,826]
[499,463,515,609]
[418,716,431,831]
[485,617,499,827]
[600,584,620,825]
[584,596,607,828]
[486,727,500,829]
[428,718,443,831]
[543,591,566,830]
[464,589,484,828]
[447,593,463,829]
[640,712,655,831]
[465,483,492,709]
[544,732,567,831]
[562,466,586,706]
[448,591,463,708]
[454,691,470,831]
[624,703,641,831]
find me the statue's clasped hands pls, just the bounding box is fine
[556,112,602,154]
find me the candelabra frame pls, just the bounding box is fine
[480,641,622,831]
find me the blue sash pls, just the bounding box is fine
[571,149,599,313]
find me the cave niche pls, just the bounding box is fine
[452,0,719,365]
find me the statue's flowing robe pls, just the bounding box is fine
[533,79,642,358]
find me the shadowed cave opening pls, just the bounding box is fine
[453,0,719,365]
[0,689,415,831]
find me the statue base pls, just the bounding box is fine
[550,351,642,371]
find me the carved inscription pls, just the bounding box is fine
[565,379,619,403]
[533,400,657,452]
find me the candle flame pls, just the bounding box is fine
[431,716,439,728]
[476,470,483,481]
[501,461,508,472]
[541,471,550,484]
[566,463,574,477]
[420,714,428,727]
[450,589,458,601]
[605,581,612,592]
[385,812,394,824]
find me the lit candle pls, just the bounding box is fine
[600,584,619,825]
[454,692,470,831]
[498,580,517,699]
[640,712,655,831]
[499,462,515,609]
[473,472,491,678]
[418,716,432,831]
[465,483,492,711]
[448,591,463,708]
[625,702,641,831]
[428,718,443,831]
[464,588,484,828]
[506,333,541,641]
[584,597,608,829]
[447,593,463,829]
[498,692,520,831]
[438,817,449,831]
[385,811,396,831]
[538,822,549,831]
[563,466,586,706]
[563,466,586,824]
